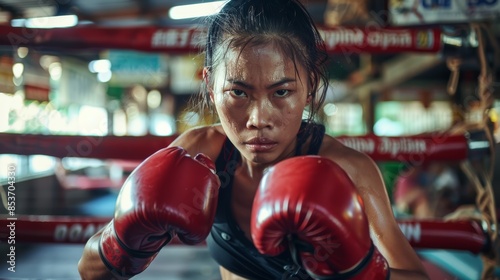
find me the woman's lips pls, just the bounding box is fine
[244,138,278,152]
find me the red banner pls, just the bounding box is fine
[0,133,469,162]
[0,55,15,94]
[398,219,487,254]
[336,134,468,162]
[0,26,203,54]
[24,84,50,101]
[0,133,177,160]
[318,26,442,54]
[0,215,186,245]
[0,25,441,54]
[0,215,487,254]
[0,215,110,244]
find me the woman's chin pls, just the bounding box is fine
[246,152,278,165]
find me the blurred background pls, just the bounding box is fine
[0,0,499,279]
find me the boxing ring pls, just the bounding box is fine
[0,21,498,279]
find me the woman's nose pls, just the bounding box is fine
[246,100,273,130]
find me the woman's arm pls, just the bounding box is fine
[219,266,249,280]
[78,126,224,280]
[319,136,429,279]
[348,153,429,280]
[78,227,126,280]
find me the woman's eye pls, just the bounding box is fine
[228,89,247,97]
[274,89,290,97]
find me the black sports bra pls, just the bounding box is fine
[207,121,325,279]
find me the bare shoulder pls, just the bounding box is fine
[169,124,226,161]
[319,135,383,192]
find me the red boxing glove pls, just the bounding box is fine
[251,156,389,279]
[99,146,220,277]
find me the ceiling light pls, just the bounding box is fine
[97,71,112,83]
[147,90,162,109]
[169,1,226,20]
[12,63,24,78]
[88,59,111,73]
[17,47,29,58]
[49,62,62,80]
[11,15,78,29]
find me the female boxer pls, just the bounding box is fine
[79,0,429,279]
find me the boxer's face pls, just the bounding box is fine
[210,42,309,165]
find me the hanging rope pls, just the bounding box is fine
[443,21,498,279]
[446,57,462,96]
[446,22,498,280]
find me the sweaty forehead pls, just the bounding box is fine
[218,43,304,80]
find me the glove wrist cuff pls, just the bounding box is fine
[98,222,159,277]
[321,244,390,280]
[348,245,390,280]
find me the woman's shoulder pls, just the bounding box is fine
[169,124,226,161]
[319,134,381,185]
[319,134,365,160]
[177,124,226,140]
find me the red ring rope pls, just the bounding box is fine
[0,26,442,54]
[0,133,474,162]
[0,215,488,254]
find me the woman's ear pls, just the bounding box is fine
[203,67,215,103]
[306,93,312,105]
